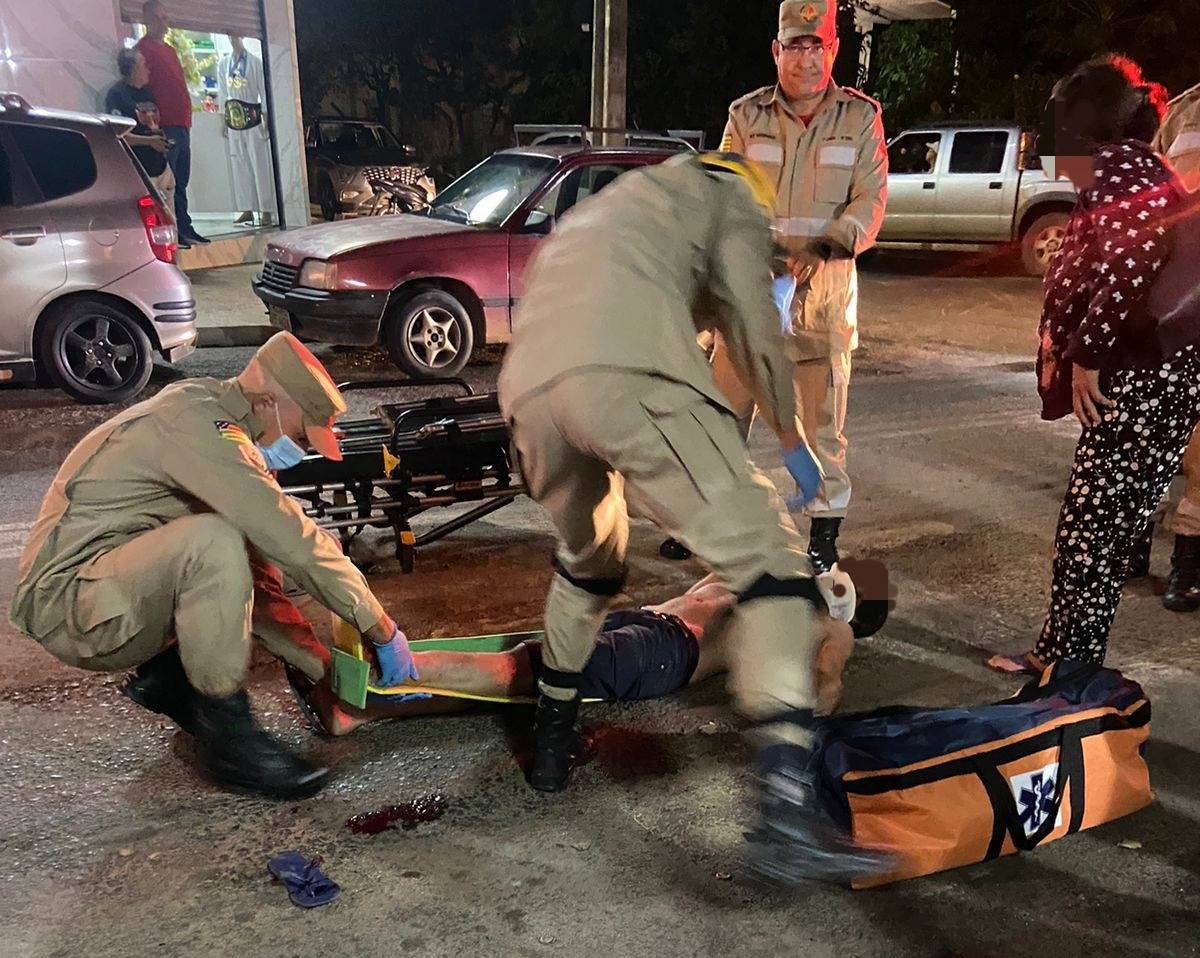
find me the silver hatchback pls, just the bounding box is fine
[0,92,196,403]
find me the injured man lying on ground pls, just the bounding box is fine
[287,559,892,738]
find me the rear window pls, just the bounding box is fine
[6,123,97,201]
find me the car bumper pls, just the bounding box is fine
[101,260,198,357]
[251,278,386,346]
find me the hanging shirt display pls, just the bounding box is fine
[219,46,276,217]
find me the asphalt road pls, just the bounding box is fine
[1,253,1196,958]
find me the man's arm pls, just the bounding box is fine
[707,187,798,442]
[158,417,390,637]
[820,103,888,258]
[719,108,747,154]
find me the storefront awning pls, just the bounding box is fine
[117,0,264,40]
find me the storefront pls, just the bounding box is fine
[0,0,309,257]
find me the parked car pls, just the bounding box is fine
[0,92,195,403]
[254,144,675,378]
[514,123,704,152]
[875,122,1079,276]
[306,117,436,222]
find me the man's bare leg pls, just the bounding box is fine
[301,647,540,736]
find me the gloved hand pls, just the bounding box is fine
[772,275,797,336]
[371,626,419,688]
[782,443,822,512]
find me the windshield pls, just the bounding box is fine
[319,122,404,151]
[426,153,558,227]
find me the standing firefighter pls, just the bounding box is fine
[710,0,888,573]
[1152,82,1200,613]
[498,151,891,884]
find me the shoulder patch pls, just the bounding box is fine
[214,420,252,447]
[730,85,775,111]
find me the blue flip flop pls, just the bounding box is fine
[267,852,341,908]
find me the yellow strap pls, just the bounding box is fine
[364,682,603,706]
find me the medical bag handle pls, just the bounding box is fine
[974,722,1086,854]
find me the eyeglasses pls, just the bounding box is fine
[779,40,829,58]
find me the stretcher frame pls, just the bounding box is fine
[277,377,526,574]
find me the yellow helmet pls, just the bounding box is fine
[697,151,776,215]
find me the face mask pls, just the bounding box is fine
[257,405,307,472]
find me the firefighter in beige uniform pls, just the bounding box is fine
[498,151,891,885]
[1151,82,1200,611]
[710,0,887,574]
[10,332,419,799]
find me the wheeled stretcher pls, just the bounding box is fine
[277,378,525,573]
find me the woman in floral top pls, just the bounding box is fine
[990,55,1199,673]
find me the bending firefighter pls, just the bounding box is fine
[9,333,420,800]
[496,150,892,884]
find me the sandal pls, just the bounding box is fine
[984,651,1046,676]
[267,852,341,908]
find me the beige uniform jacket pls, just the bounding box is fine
[498,154,796,435]
[1154,83,1200,191]
[722,82,887,357]
[11,379,385,647]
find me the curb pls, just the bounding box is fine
[196,325,276,348]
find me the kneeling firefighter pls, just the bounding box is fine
[497,151,892,884]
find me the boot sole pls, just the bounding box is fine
[209,765,331,801]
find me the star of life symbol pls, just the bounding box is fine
[1010,763,1062,837]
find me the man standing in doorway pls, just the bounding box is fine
[710,0,887,573]
[136,0,210,249]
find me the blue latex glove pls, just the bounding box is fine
[773,274,797,336]
[782,443,822,512]
[372,627,421,689]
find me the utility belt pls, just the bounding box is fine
[224,99,263,131]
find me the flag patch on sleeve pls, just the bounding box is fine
[214,420,252,446]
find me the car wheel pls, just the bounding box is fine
[1020,212,1069,277]
[319,177,340,222]
[383,289,474,379]
[37,297,153,404]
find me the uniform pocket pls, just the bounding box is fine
[639,392,745,504]
[69,565,138,656]
[814,143,855,205]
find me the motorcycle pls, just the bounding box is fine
[365,171,432,216]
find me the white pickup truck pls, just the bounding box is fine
[875,123,1079,276]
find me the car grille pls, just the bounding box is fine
[361,165,424,186]
[260,260,299,293]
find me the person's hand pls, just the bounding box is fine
[149,135,168,154]
[371,626,419,688]
[781,442,822,511]
[788,248,824,285]
[1071,364,1114,427]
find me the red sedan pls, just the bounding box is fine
[252,144,678,377]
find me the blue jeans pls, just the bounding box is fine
[163,125,193,235]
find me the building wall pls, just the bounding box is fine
[0,0,309,229]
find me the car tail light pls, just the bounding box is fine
[137,194,177,264]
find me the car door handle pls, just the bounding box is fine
[922,182,935,190]
[1,226,47,245]
[989,181,1002,189]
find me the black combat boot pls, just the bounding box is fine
[119,646,199,734]
[1127,524,1154,580]
[529,691,582,793]
[808,517,842,574]
[659,537,693,561]
[1163,535,1200,613]
[190,689,329,800]
[747,741,895,885]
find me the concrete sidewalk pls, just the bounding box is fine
[188,264,276,348]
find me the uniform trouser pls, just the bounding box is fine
[710,337,852,518]
[1167,424,1200,537]
[1034,345,1200,665]
[509,371,819,744]
[52,514,328,696]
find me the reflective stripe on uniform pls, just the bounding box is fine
[1167,131,1200,157]
[776,215,830,237]
[748,142,784,164]
[818,144,856,167]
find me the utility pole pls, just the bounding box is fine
[589,0,627,146]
